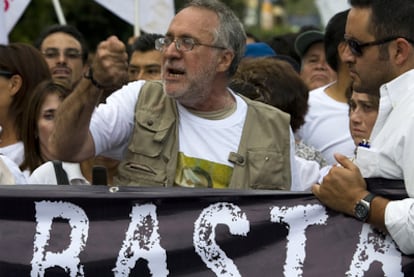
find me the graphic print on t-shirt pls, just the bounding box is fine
[175,152,233,188]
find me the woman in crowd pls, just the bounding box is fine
[348,90,380,154]
[20,80,70,173]
[22,79,89,184]
[318,90,380,183]
[0,43,51,170]
[25,79,117,184]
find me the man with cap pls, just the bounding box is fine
[295,30,336,91]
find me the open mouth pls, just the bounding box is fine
[52,67,70,77]
[165,65,185,79]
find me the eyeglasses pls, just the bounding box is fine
[0,70,14,78]
[155,37,226,52]
[345,36,414,56]
[42,48,83,60]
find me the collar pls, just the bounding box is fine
[380,69,414,109]
[370,69,414,140]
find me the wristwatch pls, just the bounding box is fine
[354,193,376,222]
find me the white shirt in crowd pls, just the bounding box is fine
[0,142,24,167]
[354,69,414,254]
[0,155,26,184]
[297,83,355,165]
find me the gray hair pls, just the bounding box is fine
[185,0,246,76]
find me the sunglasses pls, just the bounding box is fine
[345,36,414,56]
[0,70,14,78]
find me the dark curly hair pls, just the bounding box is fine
[230,57,308,132]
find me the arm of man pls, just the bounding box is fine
[48,36,128,162]
[311,153,389,232]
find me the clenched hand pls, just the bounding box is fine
[90,36,129,90]
[312,153,369,216]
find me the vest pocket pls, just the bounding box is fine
[129,111,174,157]
[119,112,175,185]
[246,150,289,190]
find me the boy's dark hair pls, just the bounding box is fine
[128,33,164,61]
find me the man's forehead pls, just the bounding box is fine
[131,50,161,60]
[41,33,82,49]
[345,7,372,39]
[167,7,218,38]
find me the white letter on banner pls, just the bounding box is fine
[346,224,403,276]
[31,201,89,277]
[270,204,328,276]
[193,202,250,277]
[113,203,168,277]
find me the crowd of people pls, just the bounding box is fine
[1,0,414,255]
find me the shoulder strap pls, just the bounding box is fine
[52,160,70,185]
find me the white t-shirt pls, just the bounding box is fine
[176,98,245,167]
[28,161,89,185]
[296,83,355,165]
[0,141,24,167]
[0,155,27,184]
[89,81,302,190]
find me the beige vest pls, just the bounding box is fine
[115,81,292,190]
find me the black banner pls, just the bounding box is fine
[0,184,412,276]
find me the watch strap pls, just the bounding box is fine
[354,192,376,222]
[363,192,376,203]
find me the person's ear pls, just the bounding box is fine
[8,74,23,97]
[393,37,412,66]
[216,49,235,73]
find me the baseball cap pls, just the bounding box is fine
[244,42,277,58]
[294,30,324,57]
